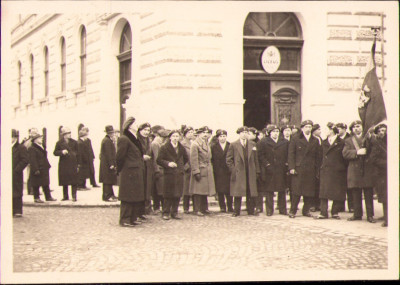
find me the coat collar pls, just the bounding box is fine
[232,139,253,162]
[124,129,143,155]
[323,136,341,153]
[195,137,209,152]
[165,141,183,159]
[265,136,286,148]
[32,142,47,154]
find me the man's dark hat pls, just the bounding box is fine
[236,126,249,134]
[311,124,321,133]
[216,129,227,137]
[336,123,347,130]
[12,129,19,138]
[349,120,362,131]
[374,123,387,134]
[300,120,313,128]
[104,125,115,134]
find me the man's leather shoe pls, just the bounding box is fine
[381,221,387,227]
[288,213,296,218]
[46,197,57,201]
[171,215,181,220]
[220,209,227,213]
[232,213,239,217]
[34,198,44,203]
[72,198,77,202]
[183,210,190,214]
[139,215,148,220]
[196,212,205,217]
[331,215,341,220]
[314,214,328,219]
[309,207,316,212]
[349,208,354,213]
[61,198,69,201]
[377,216,385,221]
[302,213,313,217]
[203,210,211,215]
[367,217,376,223]
[162,215,170,220]
[14,213,23,218]
[120,223,135,227]
[92,185,101,188]
[347,216,362,221]
[266,211,273,216]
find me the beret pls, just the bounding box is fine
[236,126,249,134]
[216,129,227,137]
[183,126,194,136]
[349,120,362,131]
[335,123,347,130]
[197,126,211,134]
[374,123,387,134]
[280,125,291,133]
[327,122,339,134]
[300,120,313,128]
[266,124,279,134]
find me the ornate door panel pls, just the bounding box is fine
[270,82,301,126]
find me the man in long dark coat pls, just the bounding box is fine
[84,127,100,188]
[342,120,376,223]
[99,125,118,202]
[54,126,80,201]
[315,123,347,219]
[257,125,288,216]
[336,122,353,213]
[151,126,167,214]
[12,129,29,216]
[288,120,321,218]
[370,123,387,227]
[22,128,39,195]
[226,126,260,217]
[157,130,189,220]
[116,117,146,227]
[77,126,90,190]
[29,134,56,203]
[211,129,233,213]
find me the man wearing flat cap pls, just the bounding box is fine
[189,126,216,216]
[288,120,321,218]
[226,126,260,216]
[12,129,29,216]
[342,120,376,223]
[211,129,233,213]
[116,117,147,227]
[257,125,289,216]
[151,126,167,214]
[370,123,387,227]
[99,125,118,202]
[181,126,195,214]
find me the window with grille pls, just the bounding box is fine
[80,26,87,87]
[60,37,66,92]
[44,46,49,97]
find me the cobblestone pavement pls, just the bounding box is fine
[13,205,388,274]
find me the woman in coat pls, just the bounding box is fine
[370,124,387,227]
[315,123,347,219]
[189,126,216,216]
[12,129,29,215]
[257,125,288,216]
[137,123,154,215]
[226,126,260,216]
[211,129,232,213]
[157,130,189,220]
[29,133,56,203]
[54,126,79,201]
[116,117,146,227]
[99,125,118,202]
[181,126,195,213]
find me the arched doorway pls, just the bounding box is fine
[117,23,132,131]
[243,12,303,129]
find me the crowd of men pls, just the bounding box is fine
[12,117,388,228]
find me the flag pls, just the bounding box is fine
[358,37,387,136]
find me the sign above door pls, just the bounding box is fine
[261,46,281,74]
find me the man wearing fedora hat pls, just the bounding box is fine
[12,129,29,216]
[22,127,40,195]
[29,133,56,203]
[370,123,387,227]
[226,126,260,217]
[288,120,321,218]
[342,120,376,223]
[211,129,233,213]
[116,117,147,227]
[77,124,91,190]
[54,126,79,202]
[99,125,118,202]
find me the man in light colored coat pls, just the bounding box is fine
[226,126,260,217]
[189,126,216,216]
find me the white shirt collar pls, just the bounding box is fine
[271,137,279,143]
[304,133,311,141]
[241,139,247,146]
[219,141,227,149]
[12,141,17,148]
[171,141,178,148]
[328,135,337,145]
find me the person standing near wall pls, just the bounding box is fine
[226,126,260,217]
[77,125,90,190]
[151,125,167,214]
[181,126,195,214]
[116,117,146,227]
[189,126,216,216]
[99,125,118,202]
[211,129,233,213]
[157,130,188,220]
[54,127,79,202]
[12,129,29,216]
[336,122,352,213]
[29,133,56,203]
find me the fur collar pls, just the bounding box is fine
[124,129,143,155]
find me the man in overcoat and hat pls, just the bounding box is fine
[342,120,376,223]
[151,126,167,214]
[189,126,216,216]
[12,129,29,216]
[77,125,90,190]
[116,117,146,227]
[211,129,233,213]
[257,125,289,216]
[99,125,118,202]
[288,120,321,218]
[226,126,260,217]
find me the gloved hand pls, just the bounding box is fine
[34,170,41,176]
[194,173,201,182]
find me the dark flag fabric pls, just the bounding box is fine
[358,38,387,136]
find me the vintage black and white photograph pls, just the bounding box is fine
[1,0,399,283]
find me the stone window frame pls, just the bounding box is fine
[44,46,49,97]
[29,54,34,101]
[17,61,22,104]
[80,26,87,87]
[60,36,66,92]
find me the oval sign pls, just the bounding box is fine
[261,46,281,74]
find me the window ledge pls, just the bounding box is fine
[72,86,86,95]
[54,92,66,99]
[25,101,34,107]
[38,97,49,103]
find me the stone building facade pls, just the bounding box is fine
[5,3,397,189]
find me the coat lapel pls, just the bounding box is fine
[326,137,340,154]
[166,141,179,160]
[234,140,245,162]
[32,142,47,154]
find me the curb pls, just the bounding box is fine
[23,201,220,208]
